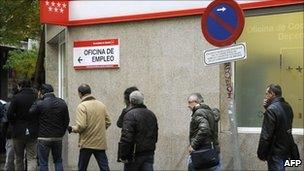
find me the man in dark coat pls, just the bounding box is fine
[187,93,220,171]
[118,91,158,171]
[29,84,70,171]
[7,80,37,171]
[116,86,138,128]
[257,84,298,171]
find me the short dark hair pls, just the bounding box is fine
[124,86,138,104]
[78,84,91,96]
[40,84,54,95]
[12,84,19,95]
[267,84,282,97]
[18,79,31,88]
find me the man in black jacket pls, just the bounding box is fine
[116,86,138,128]
[29,84,70,171]
[118,91,158,171]
[187,93,220,171]
[258,84,297,171]
[7,80,37,171]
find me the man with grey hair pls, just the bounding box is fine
[129,91,144,104]
[118,91,158,171]
[187,93,220,171]
[190,93,204,104]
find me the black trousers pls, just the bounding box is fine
[78,148,110,171]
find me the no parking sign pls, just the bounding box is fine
[201,0,245,47]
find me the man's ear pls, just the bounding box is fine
[270,91,276,98]
[78,92,82,98]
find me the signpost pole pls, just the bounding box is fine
[202,0,245,169]
[228,61,242,170]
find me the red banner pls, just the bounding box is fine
[40,0,69,25]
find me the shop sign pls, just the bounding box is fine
[203,43,246,66]
[73,39,119,70]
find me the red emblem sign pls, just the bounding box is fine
[40,0,69,25]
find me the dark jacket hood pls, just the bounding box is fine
[192,104,220,122]
[212,108,220,122]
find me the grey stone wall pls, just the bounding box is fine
[65,15,219,170]
[45,15,303,171]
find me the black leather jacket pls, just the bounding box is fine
[257,97,294,160]
[119,104,158,160]
[29,93,70,138]
[189,104,220,152]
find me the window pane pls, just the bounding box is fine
[236,12,303,128]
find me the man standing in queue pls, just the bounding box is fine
[69,84,111,171]
[29,84,70,171]
[118,91,158,171]
[258,84,299,171]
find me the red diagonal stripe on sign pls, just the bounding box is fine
[209,12,235,34]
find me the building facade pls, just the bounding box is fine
[43,1,303,170]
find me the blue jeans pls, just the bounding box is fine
[267,155,286,171]
[78,148,109,171]
[37,139,63,171]
[188,155,221,171]
[124,155,154,171]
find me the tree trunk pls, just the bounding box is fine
[34,25,45,86]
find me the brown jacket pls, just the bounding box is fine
[72,95,111,150]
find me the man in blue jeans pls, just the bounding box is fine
[29,84,70,171]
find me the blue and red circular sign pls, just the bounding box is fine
[201,0,245,47]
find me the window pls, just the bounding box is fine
[236,12,303,128]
